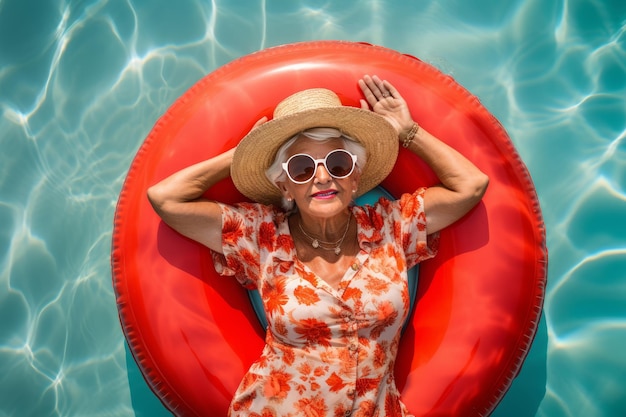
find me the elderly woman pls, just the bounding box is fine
[147,75,488,417]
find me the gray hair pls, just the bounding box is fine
[265,128,367,211]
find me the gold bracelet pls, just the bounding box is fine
[401,123,419,148]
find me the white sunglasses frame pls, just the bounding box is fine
[281,149,358,184]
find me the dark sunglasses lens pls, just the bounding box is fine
[288,155,315,182]
[327,151,353,177]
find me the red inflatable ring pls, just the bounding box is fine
[112,41,547,416]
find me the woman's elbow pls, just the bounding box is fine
[147,184,167,213]
[474,172,490,199]
[463,172,489,206]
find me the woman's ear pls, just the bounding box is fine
[351,170,361,193]
[276,181,292,200]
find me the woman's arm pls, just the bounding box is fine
[147,117,268,251]
[359,75,489,234]
[146,148,234,253]
[402,125,489,234]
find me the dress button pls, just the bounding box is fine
[348,343,358,351]
[344,411,352,417]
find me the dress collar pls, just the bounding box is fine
[276,205,383,261]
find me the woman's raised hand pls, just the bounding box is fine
[358,75,414,136]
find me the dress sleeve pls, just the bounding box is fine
[398,188,440,268]
[210,202,275,290]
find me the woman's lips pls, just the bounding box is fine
[311,190,338,199]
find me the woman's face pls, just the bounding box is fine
[278,135,359,219]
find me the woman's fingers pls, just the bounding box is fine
[252,116,268,129]
[382,80,402,100]
[361,75,400,106]
[358,79,378,105]
[363,75,387,100]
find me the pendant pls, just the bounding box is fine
[312,239,319,249]
[334,247,341,255]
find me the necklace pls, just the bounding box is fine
[298,213,352,255]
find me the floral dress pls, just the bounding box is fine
[212,188,439,417]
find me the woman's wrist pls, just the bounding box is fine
[399,122,419,148]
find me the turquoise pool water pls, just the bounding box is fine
[1,0,624,416]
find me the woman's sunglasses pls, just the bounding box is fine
[282,149,357,184]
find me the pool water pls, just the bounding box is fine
[1,0,624,416]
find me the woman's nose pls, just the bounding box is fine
[314,162,331,183]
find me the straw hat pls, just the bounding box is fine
[231,88,399,205]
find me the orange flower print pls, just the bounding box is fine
[272,315,288,337]
[371,300,398,339]
[385,391,404,417]
[377,300,395,322]
[400,192,420,218]
[231,389,256,411]
[240,248,260,273]
[274,259,292,274]
[417,237,438,258]
[276,233,293,253]
[297,362,312,379]
[256,354,269,368]
[313,366,326,377]
[223,254,244,275]
[263,369,292,400]
[373,343,388,368]
[263,277,289,316]
[337,349,357,375]
[353,400,376,417]
[326,372,346,392]
[342,286,362,301]
[295,318,332,348]
[333,404,350,417]
[370,210,385,231]
[259,221,276,250]
[222,216,244,245]
[294,394,327,417]
[297,266,318,287]
[365,276,390,296]
[281,346,295,366]
[353,208,369,227]
[294,285,320,305]
[393,251,406,275]
[239,371,261,391]
[377,197,391,210]
[356,377,381,396]
[417,216,427,232]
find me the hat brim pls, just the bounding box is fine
[232,106,399,206]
